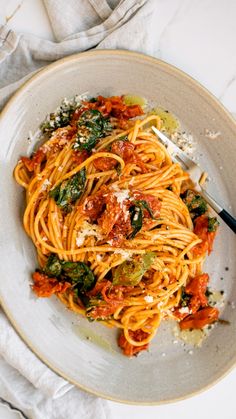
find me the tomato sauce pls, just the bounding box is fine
[118,329,149,356]
[32,271,71,297]
[192,215,217,256]
[180,306,219,330]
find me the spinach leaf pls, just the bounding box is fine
[182,190,207,219]
[49,168,86,213]
[88,98,98,103]
[61,261,95,292]
[74,109,112,152]
[112,252,156,286]
[75,291,90,308]
[44,253,62,277]
[128,200,155,239]
[44,253,96,293]
[180,288,191,307]
[128,205,143,239]
[133,200,155,219]
[208,217,219,232]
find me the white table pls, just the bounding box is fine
[0,1,236,418]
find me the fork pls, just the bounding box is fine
[152,126,236,234]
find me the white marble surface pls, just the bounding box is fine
[0,1,236,418]
[0,402,23,419]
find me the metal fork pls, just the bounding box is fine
[152,126,236,233]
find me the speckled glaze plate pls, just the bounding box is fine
[0,50,236,404]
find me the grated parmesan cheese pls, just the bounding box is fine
[42,143,51,152]
[113,189,130,204]
[76,236,85,247]
[41,179,52,191]
[123,208,130,221]
[144,295,154,303]
[170,131,195,154]
[178,306,191,314]
[133,213,139,221]
[76,221,102,247]
[205,129,221,139]
[113,249,132,260]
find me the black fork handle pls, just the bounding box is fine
[218,209,236,233]
[200,189,236,234]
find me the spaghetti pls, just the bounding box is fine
[14,95,219,356]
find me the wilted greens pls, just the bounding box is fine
[74,109,112,152]
[44,253,96,293]
[49,168,86,213]
[41,98,78,133]
[112,252,156,286]
[208,217,219,232]
[183,190,207,219]
[128,200,156,239]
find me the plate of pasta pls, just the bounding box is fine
[0,50,236,403]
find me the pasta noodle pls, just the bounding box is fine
[14,95,219,356]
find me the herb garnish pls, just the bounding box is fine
[128,200,155,239]
[112,252,156,286]
[44,253,96,293]
[180,289,191,307]
[182,190,207,219]
[49,168,86,213]
[74,109,112,152]
[208,217,219,232]
[44,253,62,277]
[41,98,78,133]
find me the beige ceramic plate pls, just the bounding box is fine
[0,50,236,404]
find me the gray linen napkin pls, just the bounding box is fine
[0,0,148,109]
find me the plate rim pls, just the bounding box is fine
[0,49,236,405]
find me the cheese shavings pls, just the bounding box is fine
[113,249,132,260]
[76,221,102,247]
[178,306,191,314]
[205,129,221,139]
[41,179,52,191]
[113,189,130,205]
[144,295,154,303]
[170,131,195,154]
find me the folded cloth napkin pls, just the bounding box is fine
[0,0,165,417]
[0,0,150,108]
[0,0,180,107]
[0,313,73,399]
[0,312,111,419]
